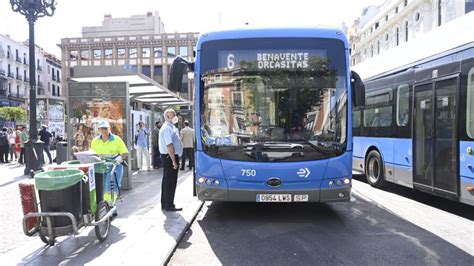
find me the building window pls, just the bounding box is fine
[117,48,126,58]
[377,41,380,54]
[167,47,176,57]
[467,0,474,13]
[415,12,421,22]
[142,47,151,58]
[466,68,474,138]
[396,27,400,46]
[438,0,442,26]
[154,47,163,58]
[385,15,389,21]
[153,65,163,84]
[179,46,188,57]
[93,49,102,59]
[404,0,408,7]
[370,45,374,57]
[395,6,399,14]
[104,48,113,59]
[385,33,389,41]
[56,70,60,81]
[129,48,138,59]
[396,84,410,126]
[405,21,409,42]
[70,50,78,61]
[80,50,89,60]
[52,84,55,96]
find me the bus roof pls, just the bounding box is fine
[197,27,349,50]
[353,12,474,81]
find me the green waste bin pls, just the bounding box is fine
[35,169,84,227]
[59,161,107,214]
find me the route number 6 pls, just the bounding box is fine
[241,169,256,177]
[227,54,235,69]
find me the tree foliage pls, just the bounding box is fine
[0,106,27,123]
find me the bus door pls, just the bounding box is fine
[413,75,459,198]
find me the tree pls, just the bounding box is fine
[0,106,27,123]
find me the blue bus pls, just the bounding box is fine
[169,27,365,202]
[352,13,474,206]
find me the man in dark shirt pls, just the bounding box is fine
[38,125,52,164]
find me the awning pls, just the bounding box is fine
[70,66,192,106]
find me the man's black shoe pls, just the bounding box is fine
[165,207,183,212]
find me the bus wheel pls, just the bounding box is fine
[365,150,387,188]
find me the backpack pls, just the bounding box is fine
[0,132,8,146]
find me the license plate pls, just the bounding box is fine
[294,194,309,202]
[256,194,292,202]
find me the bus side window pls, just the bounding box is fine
[467,68,474,138]
[396,84,410,127]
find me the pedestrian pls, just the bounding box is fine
[135,121,151,171]
[38,125,53,164]
[0,128,9,163]
[15,129,21,159]
[18,126,27,164]
[159,108,183,212]
[90,120,128,216]
[8,128,17,162]
[180,120,195,170]
[151,121,162,169]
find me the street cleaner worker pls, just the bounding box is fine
[90,120,128,216]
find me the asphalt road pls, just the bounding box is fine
[168,176,474,265]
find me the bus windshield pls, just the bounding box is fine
[200,38,348,162]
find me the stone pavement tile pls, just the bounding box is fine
[2,169,203,265]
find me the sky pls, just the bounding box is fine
[0,0,384,57]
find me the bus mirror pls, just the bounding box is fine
[351,71,365,107]
[168,57,194,92]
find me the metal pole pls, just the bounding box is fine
[28,13,37,140]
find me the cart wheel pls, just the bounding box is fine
[95,201,111,242]
[39,232,55,246]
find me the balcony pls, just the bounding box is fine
[38,88,45,95]
[38,81,43,88]
[7,72,14,78]
[0,69,5,76]
[16,56,22,63]
[16,74,23,81]
[23,58,28,65]
[7,52,12,60]
[24,76,29,82]
[0,90,7,97]
[37,65,43,71]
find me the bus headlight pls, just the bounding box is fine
[344,178,351,185]
[329,180,334,186]
[206,179,212,185]
[336,179,343,186]
[198,177,205,184]
[214,180,220,186]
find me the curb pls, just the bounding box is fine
[162,199,204,265]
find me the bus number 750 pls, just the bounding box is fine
[241,169,256,177]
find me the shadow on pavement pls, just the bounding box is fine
[353,174,474,220]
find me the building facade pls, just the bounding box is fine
[82,12,166,38]
[0,34,65,134]
[59,12,198,106]
[349,0,474,66]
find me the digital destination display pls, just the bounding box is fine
[218,49,327,71]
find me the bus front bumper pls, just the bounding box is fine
[196,185,351,202]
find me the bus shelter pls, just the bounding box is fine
[68,66,191,190]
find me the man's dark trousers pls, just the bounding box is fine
[153,145,161,168]
[161,154,180,209]
[181,148,194,170]
[43,144,53,164]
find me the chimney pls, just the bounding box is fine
[147,11,153,17]
[104,14,112,19]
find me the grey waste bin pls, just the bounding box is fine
[131,148,138,170]
[55,141,68,164]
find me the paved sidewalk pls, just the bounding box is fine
[1,166,203,265]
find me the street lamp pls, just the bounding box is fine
[10,0,56,175]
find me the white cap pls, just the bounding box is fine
[97,120,110,128]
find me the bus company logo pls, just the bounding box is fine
[266,177,282,187]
